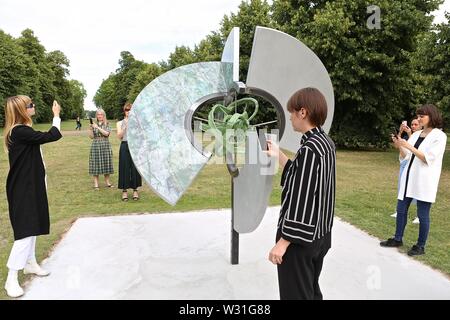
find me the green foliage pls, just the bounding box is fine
[127,63,162,103]
[94,0,446,146]
[66,80,87,119]
[272,0,442,148]
[220,0,273,81]
[0,28,85,124]
[93,51,145,119]
[413,13,450,128]
[0,30,29,126]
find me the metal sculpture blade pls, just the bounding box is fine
[246,27,335,153]
[128,62,234,205]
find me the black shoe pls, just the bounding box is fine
[380,238,403,247]
[407,245,425,256]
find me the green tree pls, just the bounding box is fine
[17,29,56,123]
[66,80,87,119]
[46,50,71,120]
[272,0,442,148]
[127,63,162,103]
[220,0,273,81]
[0,30,29,126]
[1,28,84,125]
[166,46,197,69]
[94,51,146,119]
[414,13,450,127]
[193,32,224,62]
[93,74,117,118]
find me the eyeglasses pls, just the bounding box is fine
[27,103,35,109]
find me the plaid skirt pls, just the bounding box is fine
[89,138,114,175]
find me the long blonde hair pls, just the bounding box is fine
[3,95,33,152]
[95,108,108,125]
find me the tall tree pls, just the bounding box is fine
[0,30,28,126]
[414,12,450,127]
[166,46,197,69]
[94,51,146,119]
[272,0,443,148]
[127,63,162,103]
[17,29,56,122]
[66,80,87,119]
[46,50,71,120]
[93,74,117,118]
[220,0,273,81]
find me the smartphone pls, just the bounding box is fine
[264,133,278,150]
[89,118,93,125]
[401,120,407,127]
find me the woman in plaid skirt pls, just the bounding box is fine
[89,108,113,189]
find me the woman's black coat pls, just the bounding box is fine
[6,125,62,240]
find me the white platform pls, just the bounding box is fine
[22,207,450,299]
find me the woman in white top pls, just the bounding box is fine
[380,104,447,256]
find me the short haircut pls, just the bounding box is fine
[416,104,443,129]
[287,87,328,127]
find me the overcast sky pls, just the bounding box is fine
[0,0,449,111]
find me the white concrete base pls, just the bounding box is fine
[22,207,450,299]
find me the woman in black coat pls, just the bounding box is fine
[3,96,62,298]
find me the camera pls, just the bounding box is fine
[89,118,93,125]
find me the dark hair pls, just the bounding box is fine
[123,102,132,113]
[287,87,327,127]
[416,104,443,129]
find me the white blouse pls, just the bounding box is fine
[398,128,447,203]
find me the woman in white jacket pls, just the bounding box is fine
[380,104,447,256]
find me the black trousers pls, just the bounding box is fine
[277,232,331,300]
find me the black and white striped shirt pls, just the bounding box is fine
[278,127,336,245]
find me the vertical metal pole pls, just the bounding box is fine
[231,178,239,265]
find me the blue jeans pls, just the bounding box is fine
[394,197,431,247]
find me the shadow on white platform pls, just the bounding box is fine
[22,207,450,300]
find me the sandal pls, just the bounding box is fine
[122,191,128,202]
[133,190,139,201]
[94,186,99,191]
[107,184,114,188]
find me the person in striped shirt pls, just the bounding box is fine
[267,87,336,300]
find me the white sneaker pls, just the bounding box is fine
[412,217,420,224]
[4,280,24,298]
[390,212,397,218]
[24,261,50,277]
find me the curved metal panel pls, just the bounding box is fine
[246,27,335,153]
[128,62,234,205]
[221,27,240,82]
[233,131,276,233]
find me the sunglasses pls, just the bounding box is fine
[124,108,131,112]
[27,103,35,109]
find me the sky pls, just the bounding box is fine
[0,0,449,111]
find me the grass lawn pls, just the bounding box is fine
[0,122,449,299]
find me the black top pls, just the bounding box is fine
[278,127,336,245]
[6,125,62,240]
[403,136,425,198]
